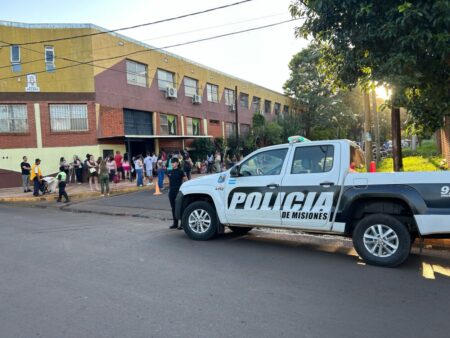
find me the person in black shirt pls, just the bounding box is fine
[20,156,31,193]
[167,157,186,229]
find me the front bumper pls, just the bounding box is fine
[174,191,184,220]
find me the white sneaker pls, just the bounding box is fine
[146,183,152,186]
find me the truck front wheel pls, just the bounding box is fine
[352,214,411,267]
[182,201,218,241]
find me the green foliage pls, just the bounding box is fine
[190,138,215,162]
[401,139,439,157]
[377,156,439,172]
[283,44,363,140]
[290,0,450,133]
[248,113,283,149]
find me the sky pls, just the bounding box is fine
[0,0,308,93]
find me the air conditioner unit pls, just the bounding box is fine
[192,94,202,104]
[228,104,236,112]
[165,86,177,99]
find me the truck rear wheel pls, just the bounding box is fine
[229,226,253,235]
[352,214,411,267]
[182,201,218,241]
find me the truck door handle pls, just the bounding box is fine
[266,184,279,189]
[320,181,335,187]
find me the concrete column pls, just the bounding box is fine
[203,118,208,136]
[34,103,42,149]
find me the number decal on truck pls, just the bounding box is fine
[441,186,450,198]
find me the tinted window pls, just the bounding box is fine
[240,148,288,176]
[291,145,334,174]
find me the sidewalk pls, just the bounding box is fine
[0,179,153,203]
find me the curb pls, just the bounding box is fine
[0,185,149,203]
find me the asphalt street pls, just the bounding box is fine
[0,204,449,338]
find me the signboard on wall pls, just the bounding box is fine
[25,74,40,92]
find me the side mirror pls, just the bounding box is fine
[230,165,240,177]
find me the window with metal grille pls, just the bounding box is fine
[264,100,272,114]
[252,96,261,113]
[184,77,198,97]
[226,122,236,138]
[160,114,177,135]
[240,123,250,137]
[157,69,175,90]
[240,93,249,109]
[126,60,147,87]
[0,104,28,133]
[186,117,200,135]
[224,88,235,107]
[49,104,88,132]
[206,83,219,103]
[274,103,281,114]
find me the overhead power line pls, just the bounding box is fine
[0,18,300,82]
[0,0,254,47]
[0,11,289,70]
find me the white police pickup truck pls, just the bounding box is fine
[175,138,450,267]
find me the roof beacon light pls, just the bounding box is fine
[288,135,311,144]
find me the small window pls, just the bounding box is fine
[45,46,55,72]
[274,103,281,115]
[210,119,220,125]
[224,88,235,107]
[10,45,20,63]
[160,114,177,135]
[186,117,200,135]
[157,69,175,90]
[184,77,198,97]
[126,60,147,87]
[206,83,219,103]
[252,96,261,113]
[240,123,250,137]
[291,145,334,174]
[240,148,288,176]
[0,104,28,133]
[264,100,272,114]
[226,122,236,138]
[283,105,290,115]
[240,93,249,109]
[49,104,88,132]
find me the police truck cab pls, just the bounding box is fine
[175,137,450,267]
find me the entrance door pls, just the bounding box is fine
[224,147,289,226]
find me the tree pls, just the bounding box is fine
[190,138,215,162]
[248,113,283,148]
[283,44,362,140]
[290,0,450,170]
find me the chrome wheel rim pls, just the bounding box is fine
[188,209,211,234]
[363,224,399,258]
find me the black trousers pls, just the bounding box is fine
[58,182,69,201]
[75,168,83,183]
[168,190,178,225]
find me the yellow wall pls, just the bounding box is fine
[0,21,292,108]
[0,24,95,92]
[0,144,126,175]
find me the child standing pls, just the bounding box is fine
[167,158,185,229]
[56,166,70,203]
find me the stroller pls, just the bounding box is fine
[41,177,57,194]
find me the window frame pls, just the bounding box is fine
[184,77,198,98]
[186,117,201,136]
[252,96,261,113]
[239,148,289,177]
[157,69,176,90]
[206,83,219,103]
[239,93,249,109]
[264,100,272,114]
[274,102,281,115]
[224,88,235,107]
[10,45,20,63]
[0,104,28,133]
[290,145,335,175]
[49,104,88,132]
[126,60,148,87]
[160,113,177,135]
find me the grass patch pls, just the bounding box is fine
[377,156,439,172]
[402,139,439,157]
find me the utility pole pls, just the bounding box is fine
[371,89,380,163]
[235,85,239,155]
[363,91,373,169]
[391,106,403,171]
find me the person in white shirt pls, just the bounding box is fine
[143,153,154,186]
